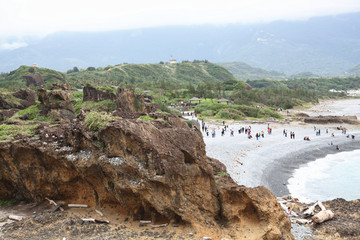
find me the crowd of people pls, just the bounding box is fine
[199,118,356,151]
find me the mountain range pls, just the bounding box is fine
[1,12,360,76]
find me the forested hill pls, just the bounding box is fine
[0,61,237,90]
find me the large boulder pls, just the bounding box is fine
[12,89,37,108]
[38,83,75,121]
[23,72,44,87]
[115,88,156,117]
[83,84,116,102]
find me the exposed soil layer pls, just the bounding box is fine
[0,114,293,239]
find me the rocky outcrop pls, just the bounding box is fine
[83,84,116,102]
[0,89,37,121]
[0,112,293,239]
[23,72,44,87]
[82,84,156,117]
[12,89,37,108]
[38,83,75,121]
[0,89,36,110]
[304,115,359,124]
[115,88,156,117]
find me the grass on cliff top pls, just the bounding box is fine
[8,104,54,123]
[75,100,116,114]
[0,124,39,142]
[0,92,22,107]
[85,111,120,131]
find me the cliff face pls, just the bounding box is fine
[0,85,293,239]
[0,114,292,239]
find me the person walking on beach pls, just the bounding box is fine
[261,131,264,138]
[212,130,216,138]
[206,130,209,137]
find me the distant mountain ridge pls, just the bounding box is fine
[1,12,360,75]
[218,62,287,80]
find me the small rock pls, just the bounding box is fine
[76,219,84,225]
[65,219,75,225]
[172,223,179,227]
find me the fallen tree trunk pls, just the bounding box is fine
[312,210,334,223]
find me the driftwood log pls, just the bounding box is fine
[312,210,335,223]
[68,204,88,208]
[81,218,109,224]
[278,196,335,225]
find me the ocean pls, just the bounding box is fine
[287,149,360,203]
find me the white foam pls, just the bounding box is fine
[288,149,360,203]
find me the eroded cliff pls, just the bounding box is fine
[0,85,293,239]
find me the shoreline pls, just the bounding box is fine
[262,135,360,198]
[202,98,360,201]
[203,121,360,196]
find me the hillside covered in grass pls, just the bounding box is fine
[0,65,66,90]
[66,61,236,88]
[218,62,287,81]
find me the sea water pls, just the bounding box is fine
[287,149,360,203]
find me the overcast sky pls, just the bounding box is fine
[1,0,360,39]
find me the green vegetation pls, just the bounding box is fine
[218,62,287,81]
[66,62,236,89]
[217,172,229,177]
[8,104,54,123]
[247,77,360,92]
[0,65,66,90]
[0,199,16,207]
[1,62,359,124]
[0,124,38,142]
[84,111,118,131]
[75,100,116,114]
[195,102,281,120]
[138,115,155,121]
[94,85,117,95]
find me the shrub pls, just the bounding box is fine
[85,112,117,131]
[201,110,214,116]
[216,108,244,120]
[138,115,155,121]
